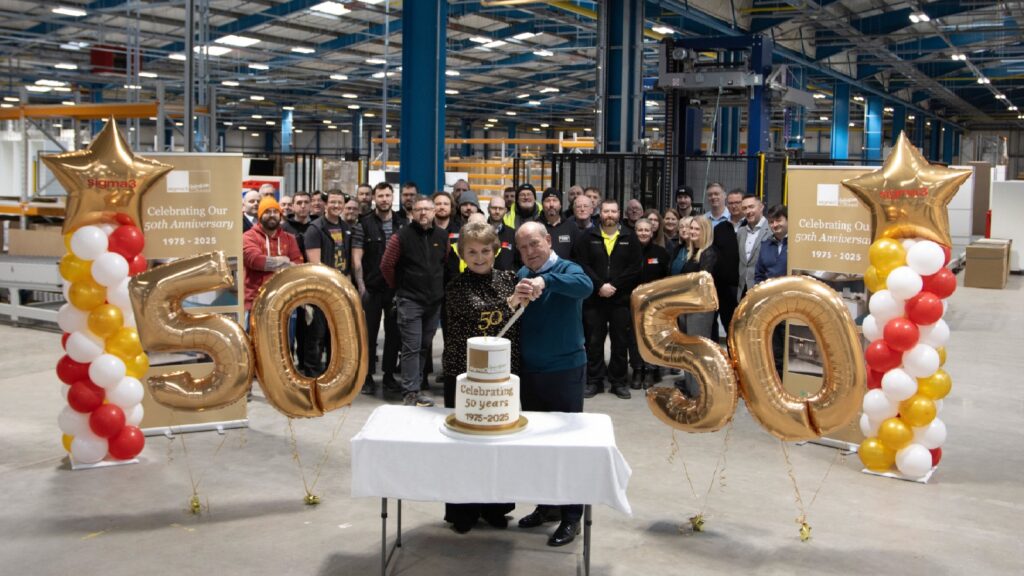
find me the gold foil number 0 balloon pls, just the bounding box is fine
[632,273,865,441]
[129,253,367,417]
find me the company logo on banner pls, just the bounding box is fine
[166,170,212,194]
[817,184,860,208]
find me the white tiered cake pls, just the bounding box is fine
[449,336,525,434]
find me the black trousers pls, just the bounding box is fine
[583,302,630,390]
[772,324,785,376]
[362,288,400,380]
[521,365,585,523]
[712,284,739,343]
[298,307,330,377]
[442,374,515,525]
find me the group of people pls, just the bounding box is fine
[241,178,789,544]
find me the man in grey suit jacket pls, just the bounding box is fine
[736,194,770,299]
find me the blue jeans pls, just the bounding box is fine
[395,297,440,395]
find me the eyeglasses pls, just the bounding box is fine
[412,207,432,213]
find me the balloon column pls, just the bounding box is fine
[46,119,172,465]
[844,133,969,479]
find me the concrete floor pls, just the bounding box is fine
[1,275,1022,576]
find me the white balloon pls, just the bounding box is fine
[869,290,904,324]
[896,443,933,478]
[91,252,129,288]
[62,282,71,301]
[919,319,950,348]
[107,377,144,408]
[99,223,117,236]
[58,406,91,436]
[885,266,923,300]
[862,315,881,342]
[943,300,949,315]
[57,303,89,334]
[901,239,918,251]
[88,354,127,389]
[65,331,105,363]
[881,368,918,402]
[906,241,945,276]
[913,418,947,449]
[107,278,133,311]
[862,389,899,420]
[124,403,144,427]
[903,343,940,378]
[859,413,881,437]
[71,431,108,464]
[70,226,108,261]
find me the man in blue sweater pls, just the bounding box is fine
[511,221,594,548]
[754,204,788,375]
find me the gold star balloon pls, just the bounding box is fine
[842,132,970,246]
[42,117,172,234]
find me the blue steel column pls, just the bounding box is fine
[929,121,941,161]
[787,106,804,150]
[830,83,850,160]
[914,115,926,150]
[281,108,293,154]
[942,124,955,164]
[747,35,772,193]
[718,107,730,154]
[729,107,740,154]
[600,0,643,153]
[507,121,517,157]
[864,96,883,163]
[891,104,906,143]
[351,110,363,156]
[461,119,472,157]
[400,0,446,192]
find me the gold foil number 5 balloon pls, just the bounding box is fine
[129,252,367,418]
[632,273,865,441]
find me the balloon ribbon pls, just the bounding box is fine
[286,406,350,505]
[779,441,842,542]
[669,421,734,534]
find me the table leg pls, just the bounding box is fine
[380,498,388,576]
[583,505,592,576]
[397,499,403,547]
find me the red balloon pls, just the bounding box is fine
[56,355,90,385]
[89,404,126,438]
[941,245,951,266]
[114,213,136,226]
[108,425,145,460]
[61,332,70,350]
[128,253,148,276]
[867,369,884,390]
[883,317,920,352]
[865,340,902,373]
[68,380,105,413]
[921,269,956,300]
[930,447,942,467]
[905,292,943,326]
[108,225,145,260]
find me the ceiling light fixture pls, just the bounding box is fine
[266,120,276,125]
[533,49,553,57]
[292,47,316,54]
[446,70,460,76]
[487,118,498,123]
[651,25,675,35]
[364,113,376,118]
[238,126,247,130]
[342,93,358,99]
[564,117,574,122]
[951,53,967,61]
[54,63,78,70]
[282,105,295,111]
[995,94,1007,100]
[347,104,360,109]
[539,87,559,93]
[249,63,270,70]
[506,111,517,116]
[483,40,507,49]
[819,115,829,121]
[311,1,350,16]
[540,123,550,128]
[3,97,19,102]
[52,7,87,17]
[62,101,76,106]
[445,89,459,95]
[216,35,260,48]
[250,95,264,101]
[813,93,826,99]
[169,53,186,61]
[469,36,492,44]
[252,114,263,119]
[36,79,67,87]
[222,80,240,87]
[330,74,348,81]
[195,45,233,57]
[528,100,541,106]
[139,71,158,78]
[518,93,530,98]
[909,12,930,23]
[513,32,537,41]
[295,129,303,133]
[366,57,386,65]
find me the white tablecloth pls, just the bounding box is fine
[350,406,632,515]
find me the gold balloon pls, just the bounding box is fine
[631,272,739,433]
[106,326,143,359]
[900,394,937,427]
[864,266,885,294]
[128,252,254,410]
[729,276,865,441]
[868,238,906,275]
[858,437,896,472]
[41,118,172,234]
[936,346,947,367]
[88,304,124,338]
[63,233,73,252]
[843,132,971,246]
[250,264,368,418]
[62,434,74,453]
[877,417,913,450]
[125,352,150,379]
[59,254,92,283]
[917,369,952,400]
[68,278,107,311]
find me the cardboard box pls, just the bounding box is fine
[6,226,65,258]
[964,239,1011,289]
